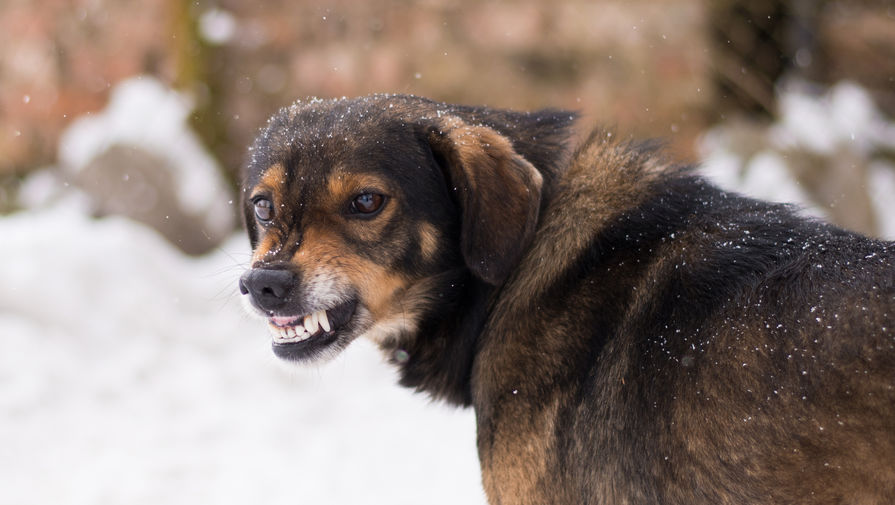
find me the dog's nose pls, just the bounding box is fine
[239,268,298,312]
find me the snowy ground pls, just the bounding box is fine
[0,200,486,505]
[0,77,483,505]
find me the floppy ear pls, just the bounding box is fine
[427,117,543,285]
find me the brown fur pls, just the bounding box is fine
[240,95,895,504]
[428,117,544,285]
[418,221,440,262]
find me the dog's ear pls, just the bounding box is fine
[427,117,543,285]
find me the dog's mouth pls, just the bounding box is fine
[267,300,358,356]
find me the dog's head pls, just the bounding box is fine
[239,95,575,362]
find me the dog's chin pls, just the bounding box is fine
[264,299,368,363]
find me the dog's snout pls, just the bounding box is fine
[239,268,298,312]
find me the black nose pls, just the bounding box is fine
[239,268,298,313]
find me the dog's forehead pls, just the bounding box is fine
[247,96,438,187]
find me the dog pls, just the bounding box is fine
[238,94,895,504]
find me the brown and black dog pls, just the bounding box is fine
[238,94,895,504]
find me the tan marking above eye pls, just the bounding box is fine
[325,171,392,211]
[253,163,287,200]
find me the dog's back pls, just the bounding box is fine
[475,132,895,504]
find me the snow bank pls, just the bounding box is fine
[0,200,485,505]
[700,81,895,240]
[56,76,234,244]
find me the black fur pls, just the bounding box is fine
[241,95,895,504]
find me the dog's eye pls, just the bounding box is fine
[350,193,385,215]
[254,198,274,223]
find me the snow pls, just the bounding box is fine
[868,161,895,239]
[700,80,895,239]
[702,146,823,218]
[57,76,234,238]
[0,200,486,505]
[772,81,895,155]
[199,9,238,46]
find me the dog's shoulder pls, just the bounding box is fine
[499,128,894,328]
[475,126,895,406]
[474,129,895,503]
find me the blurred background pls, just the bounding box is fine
[1,1,893,504]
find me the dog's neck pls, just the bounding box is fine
[374,132,670,406]
[371,110,582,406]
[376,268,493,406]
[385,133,688,407]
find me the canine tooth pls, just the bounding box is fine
[304,313,319,334]
[318,310,331,332]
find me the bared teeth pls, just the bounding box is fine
[271,325,310,344]
[304,312,319,335]
[269,309,332,344]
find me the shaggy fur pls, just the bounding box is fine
[239,94,895,504]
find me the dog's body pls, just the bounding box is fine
[239,95,895,504]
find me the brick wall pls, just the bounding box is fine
[0,0,179,176]
[2,0,891,191]
[1,0,710,183]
